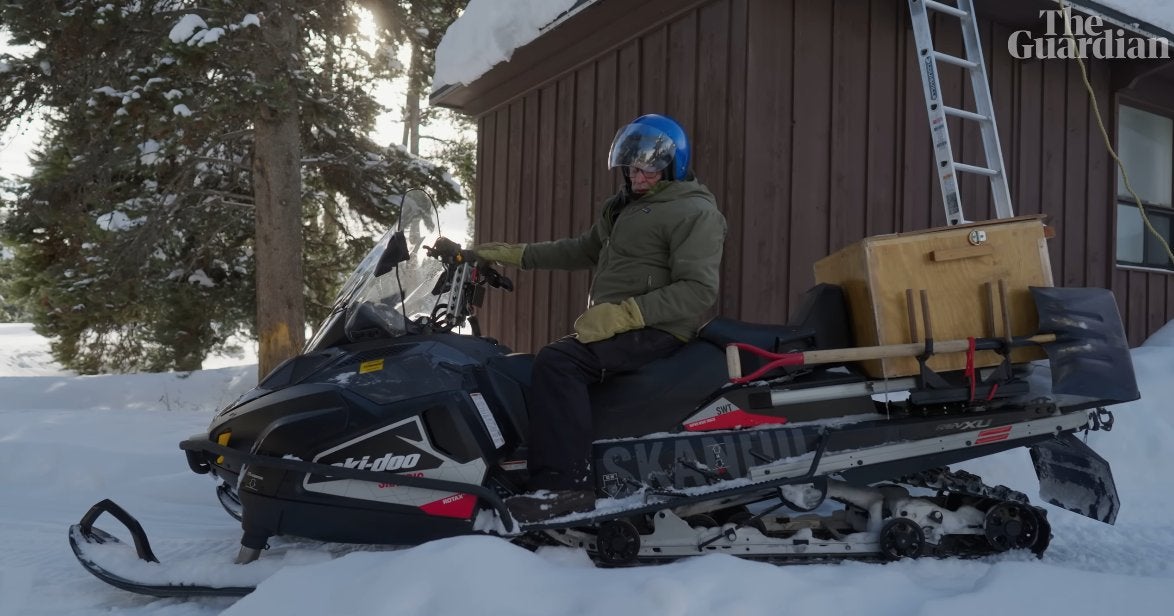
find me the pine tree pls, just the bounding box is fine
[0,1,461,374]
[374,0,477,226]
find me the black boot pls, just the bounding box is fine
[506,489,596,523]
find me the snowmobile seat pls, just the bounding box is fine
[788,283,854,350]
[699,318,816,353]
[590,340,728,439]
[696,284,853,354]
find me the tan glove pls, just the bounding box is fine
[473,242,526,267]
[573,298,645,344]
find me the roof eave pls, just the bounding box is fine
[1067,0,1174,42]
[429,0,603,115]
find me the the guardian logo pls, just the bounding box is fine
[1009,9,1170,60]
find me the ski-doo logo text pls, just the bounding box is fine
[936,419,993,431]
[335,453,421,472]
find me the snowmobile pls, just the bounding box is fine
[70,207,1139,597]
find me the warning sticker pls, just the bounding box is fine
[469,393,506,449]
[359,358,384,374]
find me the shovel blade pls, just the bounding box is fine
[1031,287,1140,403]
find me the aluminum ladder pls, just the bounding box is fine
[907,0,1013,225]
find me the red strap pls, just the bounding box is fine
[965,337,977,402]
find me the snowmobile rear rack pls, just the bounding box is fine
[725,287,1138,403]
[181,437,516,531]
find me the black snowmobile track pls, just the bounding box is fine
[559,466,1053,567]
[518,405,1093,531]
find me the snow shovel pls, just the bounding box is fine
[726,286,1139,403]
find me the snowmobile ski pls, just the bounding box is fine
[70,500,255,597]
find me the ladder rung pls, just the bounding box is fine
[933,51,978,70]
[944,106,989,122]
[953,162,998,177]
[924,0,968,20]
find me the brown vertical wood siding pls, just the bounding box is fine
[470,0,1172,352]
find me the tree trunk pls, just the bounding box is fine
[403,41,422,155]
[252,1,305,379]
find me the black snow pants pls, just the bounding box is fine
[526,327,683,491]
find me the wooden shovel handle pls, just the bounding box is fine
[726,344,743,379]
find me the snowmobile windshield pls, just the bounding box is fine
[305,198,448,349]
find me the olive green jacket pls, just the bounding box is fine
[521,179,727,340]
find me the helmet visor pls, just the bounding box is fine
[607,123,677,173]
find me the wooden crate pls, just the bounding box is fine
[813,216,1054,378]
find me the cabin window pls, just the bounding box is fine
[1116,104,1174,271]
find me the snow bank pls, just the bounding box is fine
[0,323,70,376]
[0,365,255,413]
[226,539,993,616]
[0,324,257,409]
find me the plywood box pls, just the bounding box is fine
[813,216,1054,378]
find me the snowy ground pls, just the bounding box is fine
[1,321,1173,615]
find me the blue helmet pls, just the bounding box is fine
[607,114,690,181]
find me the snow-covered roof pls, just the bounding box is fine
[1075,1,1174,40]
[431,0,1171,94]
[432,0,594,92]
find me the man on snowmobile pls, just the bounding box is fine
[473,114,728,522]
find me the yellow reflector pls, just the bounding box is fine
[216,431,231,464]
[359,358,384,374]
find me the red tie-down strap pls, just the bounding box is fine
[964,336,976,401]
[726,342,806,384]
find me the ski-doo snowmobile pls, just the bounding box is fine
[70,208,1139,597]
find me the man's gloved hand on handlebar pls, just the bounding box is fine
[471,242,526,267]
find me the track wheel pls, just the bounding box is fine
[725,511,768,534]
[984,501,1045,553]
[879,518,925,561]
[684,514,718,529]
[596,520,642,565]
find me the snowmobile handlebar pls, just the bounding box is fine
[426,237,514,292]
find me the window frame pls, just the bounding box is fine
[1115,99,1174,274]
